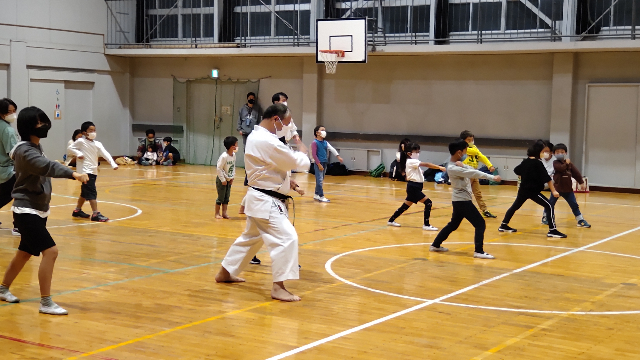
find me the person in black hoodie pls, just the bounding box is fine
[498,140,567,238]
[0,107,88,315]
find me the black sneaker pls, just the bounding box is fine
[90,213,109,222]
[250,256,261,265]
[547,229,567,238]
[498,224,517,232]
[483,210,497,218]
[72,210,91,219]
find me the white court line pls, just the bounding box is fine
[326,242,640,315]
[265,225,640,360]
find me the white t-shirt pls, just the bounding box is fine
[68,138,118,175]
[405,159,424,183]
[540,156,556,176]
[216,151,236,182]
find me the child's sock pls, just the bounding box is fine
[389,203,410,222]
[92,211,99,215]
[423,199,433,226]
[40,296,54,307]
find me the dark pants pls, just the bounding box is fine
[545,191,582,219]
[216,177,232,205]
[0,175,16,209]
[502,190,556,230]
[432,201,486,253]
[243,133,249,186]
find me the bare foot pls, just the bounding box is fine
[239,205,245,215]
[215,214,223,219]
[222,214,230,219]
[215,267,245,283]
[271,282,301,302]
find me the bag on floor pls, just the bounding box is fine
[369,163,385,178]
[326,162,349,176]
[489,169,502,185]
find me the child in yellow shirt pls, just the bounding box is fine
[460,130,497,218]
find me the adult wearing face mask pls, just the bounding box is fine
[0,98,21,236]
[137,129,164,165]
[238,92,261,186]
[271,92,300,145]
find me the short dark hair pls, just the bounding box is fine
[72,129,82,141]
[553,143,568,152]
[449,139,469,155]
[163,136,173,143]
[460,130,474,140]
[544,140,554,151]
[247,92,256,99]
[271,92,288,104]
[313,125,324,136]
[147,143,157,152]
[262,103,289,121]
[0,98,17,116]
[224,136,238,150]
[145,129,155,136]
[81,121,95,132]
[17,107,51,141]
[527,140,547,158]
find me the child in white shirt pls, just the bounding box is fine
[141,145,158,166]
[68,121,118,222]
[216,136,238,219]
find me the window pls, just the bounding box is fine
[449,3,471,32]
[334,1,431,35]
[146,0,215,40]
[613,0,640,26]
[471,2,502,31]
[232,1,312,40]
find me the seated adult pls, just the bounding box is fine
[137,129,163,164]
[160,137,181,165]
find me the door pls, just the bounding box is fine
[353,149,368,171]
[29,80,65,159]
[506,158,524,181]
[186,81,216,165]
[584,84,639,187]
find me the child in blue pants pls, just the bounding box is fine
[310,125,342,203]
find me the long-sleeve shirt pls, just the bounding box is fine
[216,152,236,182]
[540,156,556,176]
[311,140,339,164]
[463,144,493,169]
[514,158,551,193]
[553,160,584,193]
[0,119,18,183]
[237,104,261,135]
[447,162,497,202]
[244,125,310,219]
[68,137,118,175]
[143,152,157,163]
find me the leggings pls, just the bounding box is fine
[502,190,556,230]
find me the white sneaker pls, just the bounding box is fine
[11,228,20,236]
[318,197,330,203]
[422,225,438,231]
[474,252,495,259]
[0,290,19,303]
[39,303,68,315]
[429,245,448,252]
[387,221,401,227]
[313,195,320,201]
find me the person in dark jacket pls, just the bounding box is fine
[498,140,567,238]
[550,143,590,228]
[0,107,88,315]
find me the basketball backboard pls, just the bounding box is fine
[316,18,367,64]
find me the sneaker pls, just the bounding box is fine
[474,252,495,259]
[72,209,91,219]
[498,224,517,233]
[577,220,591,228]
[483,210,497,218]
[90,213,109,222]
[541,216,548,225]
[0,290,19,303]
[250,256,261,265]
[39,303,68,315]
[387,221,401,227]
[422,225,438,231]
[547,229,568,238]
[429,245,448,252]
[313,195,320,201]
[318,197,330,203]
[11,228,20,236]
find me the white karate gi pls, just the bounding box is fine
[222,125,310,282]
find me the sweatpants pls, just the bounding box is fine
[222,200,299,282]
[502,190,556,230]
[470,178,487,212]
[432,201,486,253]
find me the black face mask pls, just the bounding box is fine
[33,124,51,139]
[248,99,256,105]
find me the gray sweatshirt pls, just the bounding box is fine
[447,162,497,202]
[10,142,74,212]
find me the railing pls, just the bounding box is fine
[105,0,640,49]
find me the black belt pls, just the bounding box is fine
[250,187,296,225]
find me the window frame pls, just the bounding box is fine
[147,0,216,41]
[232,2,313,41]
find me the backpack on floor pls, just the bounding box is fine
[326,162,349,176]
[369,163,385,178]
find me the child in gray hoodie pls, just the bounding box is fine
[0,107,88,315]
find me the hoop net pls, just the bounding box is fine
[319,50,345,74]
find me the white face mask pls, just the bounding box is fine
[282,101,288,106]
[469,140,475,146]
[87,132,97,140]
[319,130,327,138]
[410,153,420,160]
[542,152,550,159]
[4,113,17,123]
[276,118,294,141]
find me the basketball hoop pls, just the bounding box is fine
[319,50,345,74]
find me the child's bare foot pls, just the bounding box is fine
[271,282,301,302]
[222,214,230,219]
[215,267,245,283]
[239,205,245,215]
[215,214,223,219]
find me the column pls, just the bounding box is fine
[8,40,28,110]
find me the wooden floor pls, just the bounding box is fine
[1,164,640,359]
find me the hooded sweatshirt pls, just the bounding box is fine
[10,142,74,213]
